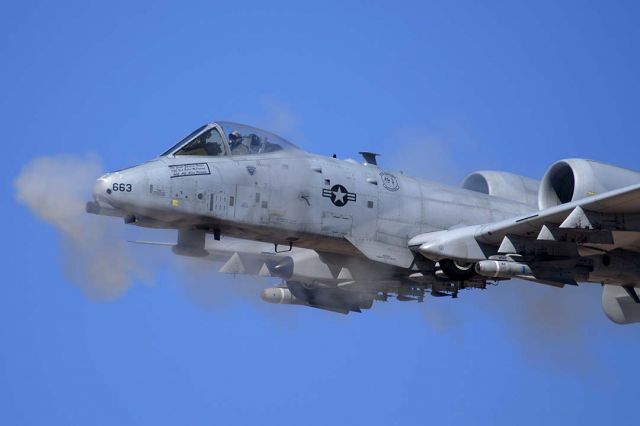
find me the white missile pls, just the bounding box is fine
[475,260,531,278]
[260,287,296,304]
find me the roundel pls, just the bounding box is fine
[322,184,357,207]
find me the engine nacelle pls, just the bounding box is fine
[538,159,640,209]
[462,171,539,207]
[602,285,640,324]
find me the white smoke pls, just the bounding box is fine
[478,280,603,372]
[230,96,308,148]
[385,127,466,185]
[14,155,144,300]
[12,154,292,312]
[259,96,300,140]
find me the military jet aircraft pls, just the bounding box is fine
[86,121,640,324]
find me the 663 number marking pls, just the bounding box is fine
[112,183,132,192]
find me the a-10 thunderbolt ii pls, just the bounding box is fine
[87,121,640,324]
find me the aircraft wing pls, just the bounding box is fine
[132,236,293,275]
[409,183,640,262]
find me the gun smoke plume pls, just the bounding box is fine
[14,155,144,300]
[12,100,303,304]
[13,154,286,311]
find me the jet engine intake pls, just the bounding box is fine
[462,171,539,208]
[538,159,640,209]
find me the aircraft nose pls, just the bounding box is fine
[92,173,113,207]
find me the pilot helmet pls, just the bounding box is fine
[249,134,261,147]
[229,131,242,144]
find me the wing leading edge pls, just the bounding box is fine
[409,183,640,262]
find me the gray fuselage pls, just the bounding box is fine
[95,150,534,256]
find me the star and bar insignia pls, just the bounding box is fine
[322,184,357,207]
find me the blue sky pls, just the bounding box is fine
[3,1,640,425]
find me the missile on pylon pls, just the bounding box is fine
[475,260,532,278]
[261,287,299,305]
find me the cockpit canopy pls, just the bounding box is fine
[160,121,300,157]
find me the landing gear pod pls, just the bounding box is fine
[172,229,208,257]
[439,259,477,281]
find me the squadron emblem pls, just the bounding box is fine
[380,172,399,191]
[322,184,356,207]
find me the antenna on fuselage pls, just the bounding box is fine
[359,151,380,166]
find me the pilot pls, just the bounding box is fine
[248,134,262,153]
[229,131,249,155]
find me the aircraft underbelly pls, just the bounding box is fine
[321,211,353,236]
